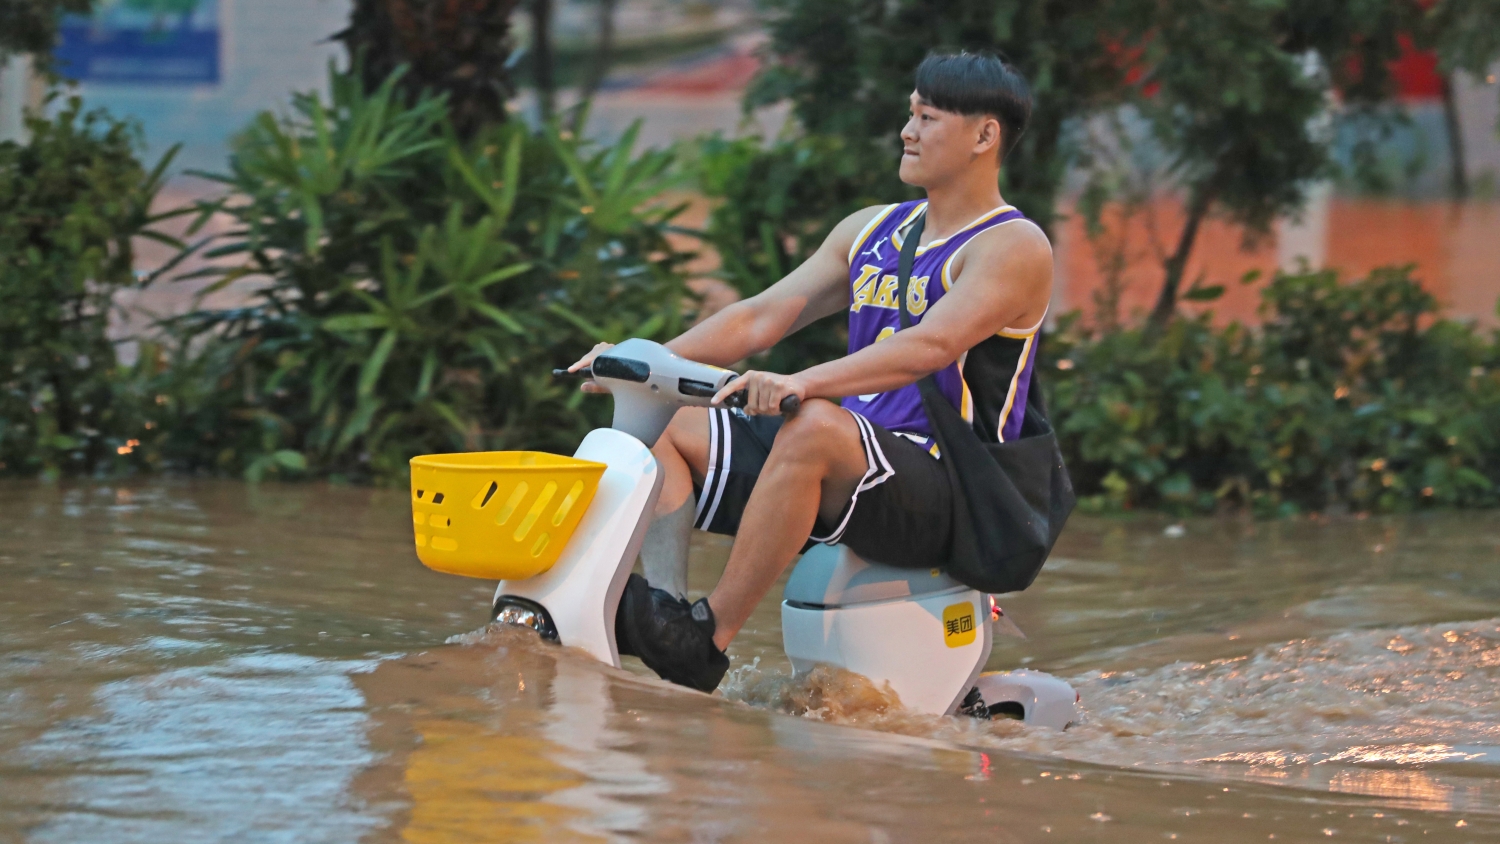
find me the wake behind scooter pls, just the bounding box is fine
[408,339,1076,727]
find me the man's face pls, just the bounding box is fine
[898,91,999,187]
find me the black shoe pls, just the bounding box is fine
[616,573,729,692]
[612,574,675,658]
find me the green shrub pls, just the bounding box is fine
[1044,266,1500,515]
[161,68,692,482]
[0,97,186,478]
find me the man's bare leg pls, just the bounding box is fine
[706,400,868,649]
[640,500,693,596]
[641,409,710,594]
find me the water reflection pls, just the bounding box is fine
[1327,768,1455,812]
[2,480,1498,842]
[26,654,378,844]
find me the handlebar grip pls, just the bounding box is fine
[720,392,800,415]
[552,367,592,378]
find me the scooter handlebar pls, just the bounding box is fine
[556,364,800,415]
[722,392,801,415]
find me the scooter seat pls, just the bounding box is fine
[783,544,968,608]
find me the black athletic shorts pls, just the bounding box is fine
[691,407,952,570]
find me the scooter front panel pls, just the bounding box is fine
[493,428,662,666]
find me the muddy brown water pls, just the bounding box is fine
[2,480,1497,842]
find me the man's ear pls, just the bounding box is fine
[975,116,1002,156]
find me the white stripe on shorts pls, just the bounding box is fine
[694,408,733,531]
[809,410,895,545]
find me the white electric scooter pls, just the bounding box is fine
[457,339,1076,727]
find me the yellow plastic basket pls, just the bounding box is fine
[409,451,607,580]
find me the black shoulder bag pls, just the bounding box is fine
[895,212,1075,594]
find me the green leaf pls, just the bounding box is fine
[1183,285,1226,302]
[358,331,398,397]
[416,350,438,399]
[471,262,532,290]
[333,398,383,454]
[323,314,389,332]
[273,450,308,472]
[1405,409,1438,426]
[472,301,525,333]
[546,302,609,341]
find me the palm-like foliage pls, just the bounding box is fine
[166,67,690,482]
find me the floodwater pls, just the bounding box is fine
[2,480,1497,842]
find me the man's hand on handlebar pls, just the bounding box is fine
[567,342,614,394]
[714,371,805,416]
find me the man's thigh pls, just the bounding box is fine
[691,403,880,541]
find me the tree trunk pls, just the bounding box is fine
[580,0,617,101]
[1148,186,1215,331]
[337,0,519,138]
[1440,72,1468,200]
[530,0,554,119]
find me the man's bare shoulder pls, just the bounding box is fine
[967,216,1052,266]
[955,217,1052,286]
[810,202,900,269]
[843,203,898,231]
[822,204,900,259]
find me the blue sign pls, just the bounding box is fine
[55,0,220,85]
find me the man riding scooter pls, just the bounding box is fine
[570,53,1054,692]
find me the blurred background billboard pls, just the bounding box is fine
[54,0,221,85]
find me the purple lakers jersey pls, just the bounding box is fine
[841,200,1045,443]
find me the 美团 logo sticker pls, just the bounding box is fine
[942,602,976,648]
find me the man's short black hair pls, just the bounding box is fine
[914,52,1032,162]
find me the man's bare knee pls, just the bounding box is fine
[768,399,858,467]
[659,406,710,479]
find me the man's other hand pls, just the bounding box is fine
[568,342,614,394]
[713,371,806,416]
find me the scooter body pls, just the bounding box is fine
[781,544,1077,725]
[470,339,1076,727]
[491,427,661,665]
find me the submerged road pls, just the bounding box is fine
[1,479,1496,841]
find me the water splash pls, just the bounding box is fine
[719,616,1500,805]
[723,659,905,723]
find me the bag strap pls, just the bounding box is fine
[895,212,945,406]
[895,212,925,332]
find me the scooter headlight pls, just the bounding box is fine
[491,596,560,642]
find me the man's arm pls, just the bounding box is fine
[716,220,1052,413]
[569,206,886,373]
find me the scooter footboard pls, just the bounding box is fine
[781,588,992,716]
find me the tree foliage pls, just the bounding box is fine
[0,0,94,63]
[1046,265,1500,515]
[1084,0,1500,324]
[744,0,1135,235]
[729,0,1500,332]
[161,68,691,482]
[0,97,186,477]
